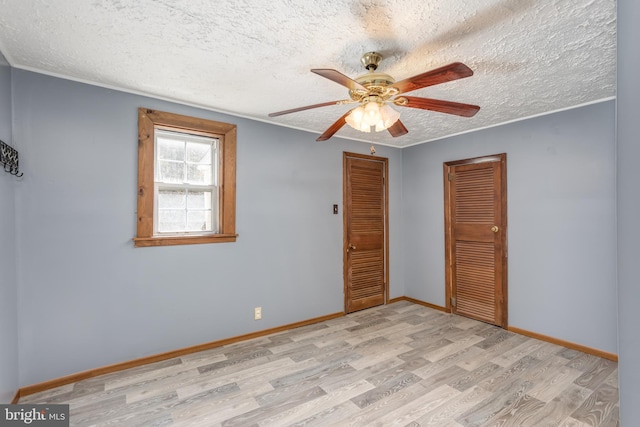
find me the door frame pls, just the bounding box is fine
[343,152,390,313]
[443,153,508,326]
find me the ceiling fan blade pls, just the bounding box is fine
[316,111,351,142]
[391,62,474,95]
[269,100,349,117]
[399,96,480,117]
[311,69,367,92]
[387,120,408,137]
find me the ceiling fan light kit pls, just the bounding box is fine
[269,52,480,141]
[345,97,401,133]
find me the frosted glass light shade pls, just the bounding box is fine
[378,104,400,130]
[345,102,400,133]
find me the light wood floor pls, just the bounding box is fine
[19,301,619,426]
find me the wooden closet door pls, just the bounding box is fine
[444,154,507,327]
[344,153,388,313]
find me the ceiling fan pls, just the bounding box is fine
[269,52,480,141]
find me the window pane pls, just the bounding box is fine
[186,164,212,185]
[151,126,226,237]
[157,138,185,161]
[158,209,186,232]
[187,141,212,163]
[187,210,212,232]
[158,189,186,209]
[158,160,184,183]
[187,190,212,209]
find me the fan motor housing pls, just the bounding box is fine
[350,72,398,101]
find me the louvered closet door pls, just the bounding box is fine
[344,154,388,313]
[446,154,507,327]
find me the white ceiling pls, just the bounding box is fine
[0,0,616,147]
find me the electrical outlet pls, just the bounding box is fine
[254,307,262,320]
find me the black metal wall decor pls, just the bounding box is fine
[1,139,23,177]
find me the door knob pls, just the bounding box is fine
[491,226,499,233]
[347,243,356,253]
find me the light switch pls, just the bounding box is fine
[333,204,339,214]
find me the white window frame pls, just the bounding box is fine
[153,130,220,236]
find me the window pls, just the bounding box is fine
[155,130,217,234]
[134,108,237,247]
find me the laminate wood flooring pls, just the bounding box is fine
[19,301,619,426]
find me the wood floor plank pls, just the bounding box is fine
[176,357,304,400]
[258,363,357,407]
[427,341,486,371]
[423,334,486,363]
[335,382,437,426]
[104,360,195,391]
[573,358,618,390]
[561,417,595,426]
[268,355,359,389]
[344,321,425,347]
[566,352,602,372]
[170,382,263,425]
[257,379,373,427]
[528,340,566,361]
[16,302,619,427]
[375,384,461,426]
[490,337,546,368]
[348,344,414,370]
[527,362,584,403]
[417,364,471,393]
[519,383,593,427]
[455,379,535,427]
[124,368,203,404]
[570,383,619,426]
[603,368,618,389]
[479,393,546,427]
[414,385,494,426]
[366,356,431,387]
[288,400,361,426]
[476,355,542,393]
[448,362,502,392]
[220,385,327,426]
[520,355,574,388]
[350,371,422,409]
[320,357,406,394]
[456,334,527,371]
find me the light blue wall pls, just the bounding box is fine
[11,70,404,386]
[402,101,618,354]
[617,0,639,422]
[0,53,18,403]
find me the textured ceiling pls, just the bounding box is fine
[0,0,616,147]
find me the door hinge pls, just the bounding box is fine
[450,297,457,307]
[448,172,455,181]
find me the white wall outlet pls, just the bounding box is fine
[254,307,262,320]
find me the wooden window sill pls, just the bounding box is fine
[133,234,238,247]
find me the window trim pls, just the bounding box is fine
[134,108,237,247]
